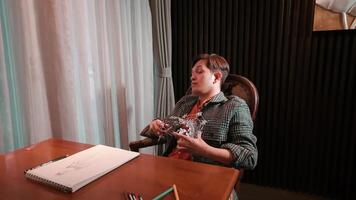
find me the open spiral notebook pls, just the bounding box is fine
[24,144,139,193]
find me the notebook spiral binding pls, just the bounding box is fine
[25,172,72,193]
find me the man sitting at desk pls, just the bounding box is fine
[141,53,257,170]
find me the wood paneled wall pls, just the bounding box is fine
[171,0,356,199]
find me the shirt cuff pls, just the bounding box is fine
[221,143,257,169]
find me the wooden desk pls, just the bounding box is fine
[0,139,238,200]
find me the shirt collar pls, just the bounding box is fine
[209,92,228,104]
[189,91,227,106]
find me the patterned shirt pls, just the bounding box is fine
[142,92,258,170]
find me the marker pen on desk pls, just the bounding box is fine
[127,193,135,200]
[24,155,69,173]
[126,193,132,200]
[152,186,174,200]
[131,193,137,200]
[40,155,69,166]
[173,184,180,200]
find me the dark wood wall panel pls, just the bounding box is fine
[171,0,356,199]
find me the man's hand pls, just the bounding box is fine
[149,119,170,137]
[173,131,209,156]
[172,131,235,165]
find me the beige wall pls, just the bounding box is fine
[313,5,356,31]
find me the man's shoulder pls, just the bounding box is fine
[224,95,252,123]
[225,95,248,106]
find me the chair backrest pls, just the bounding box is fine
[221,74,259,121]
[186,74,259,121]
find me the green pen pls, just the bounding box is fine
[152,186,174,200]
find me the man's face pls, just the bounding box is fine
[191,59,215,96]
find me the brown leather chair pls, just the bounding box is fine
[129,74,259,193]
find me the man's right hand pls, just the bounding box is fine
[149,119,170,136]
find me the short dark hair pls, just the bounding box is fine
[192,53,230,84]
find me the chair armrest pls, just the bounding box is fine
[129,137,166,152]
[234,169,244,193]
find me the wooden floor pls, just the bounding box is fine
[239,183,330,200]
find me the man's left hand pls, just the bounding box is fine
[172,131,209,156]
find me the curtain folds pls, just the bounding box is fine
[150,0,175,119]
[0,0,154,153]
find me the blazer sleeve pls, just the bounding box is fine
[221,101,258,170]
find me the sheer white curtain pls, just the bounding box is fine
[0,0,154,153]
